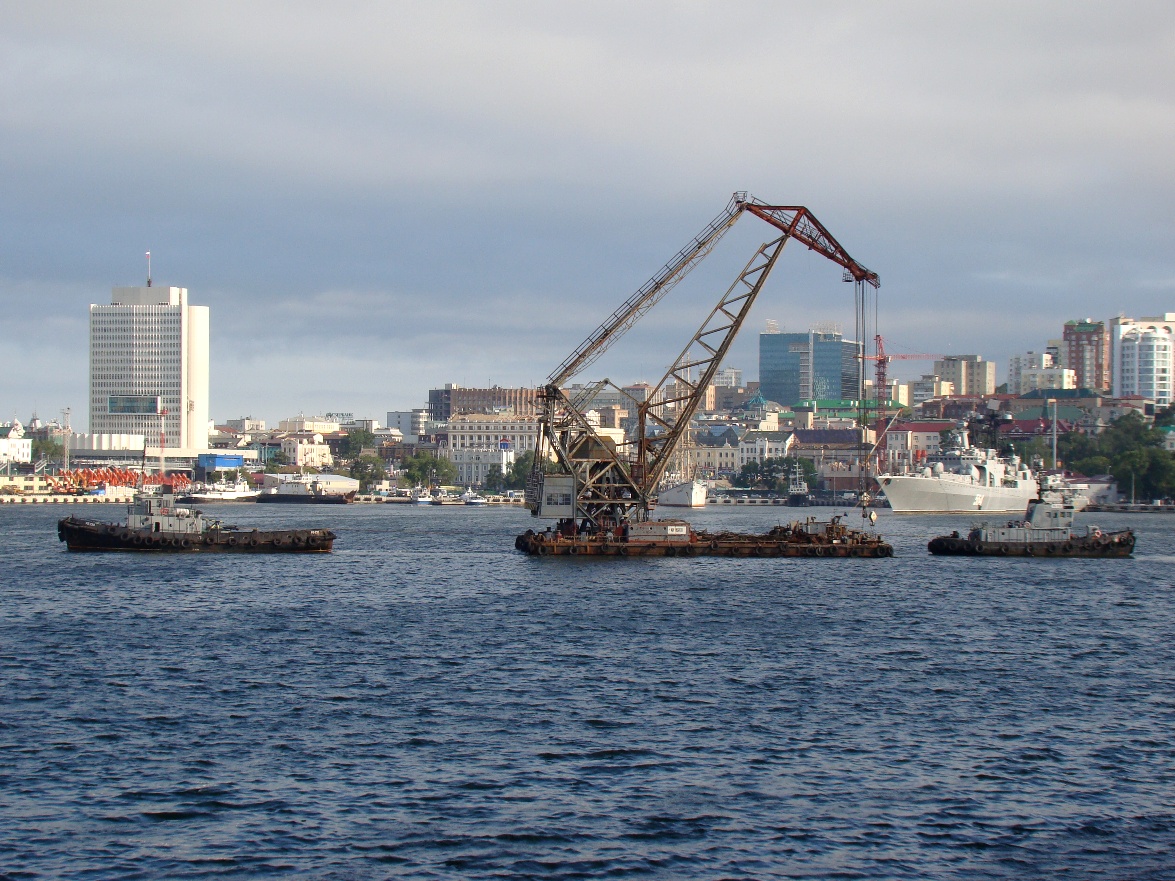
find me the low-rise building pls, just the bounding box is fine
[738,430,793,467]
[0,422,32,465]
[449,447,516,486]
[281,433,333,468]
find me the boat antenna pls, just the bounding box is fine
[146,250,152,287]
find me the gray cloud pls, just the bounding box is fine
[1,2,1173,424]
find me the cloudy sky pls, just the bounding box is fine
[2,2,1173,427]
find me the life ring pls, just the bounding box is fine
[249,537,260,547]
[814,546,826,556]
[568,545,579,555]
[709,539,720,550]
[180,539,191,549]
[273,536,285,547]
[227,536,238,547]
[204,535,216,546]
[294,536,306,547]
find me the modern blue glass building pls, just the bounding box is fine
[759,330,860,407]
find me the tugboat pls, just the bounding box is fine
[927,498,1133,557]
[786,462,811,507]
[58,490,336,552]
[515,515,893,557]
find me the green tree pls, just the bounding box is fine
[1052,412,1175,500]
[342,429,376,460]
[349,454,387,491]
[504,451,555,489]
[400,452,457,487]
[31,438,64,463]
[483,464,507,493]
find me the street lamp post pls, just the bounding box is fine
[1048,398,1058,469]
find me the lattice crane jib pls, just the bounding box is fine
[526,193,878,530]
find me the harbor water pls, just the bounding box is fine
[2,503,1173,879]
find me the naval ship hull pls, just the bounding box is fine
[879,474,1037,514]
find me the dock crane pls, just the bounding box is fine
[527,192,880,534]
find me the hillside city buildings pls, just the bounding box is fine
[5,286,1175,499]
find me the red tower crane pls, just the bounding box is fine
[865,335,943,401]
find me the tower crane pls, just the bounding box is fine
[526,193,880,534]
[865,335,942,402]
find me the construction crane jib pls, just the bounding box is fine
[528,193,879,532]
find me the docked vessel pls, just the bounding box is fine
[177,478,260,504]
[656,479,707,508]
[460,490,489,505]
[928,498,1133,557]
[516,516,892,557]
[879,444,1037,514]
[256,474,356,504]
[786,462,811,507]
[58,491,336,552]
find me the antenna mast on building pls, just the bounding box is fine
[146,251,152,287]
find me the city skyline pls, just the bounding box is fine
[2,4,1173,425]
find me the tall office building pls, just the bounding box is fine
[89,285,209,451]
[933,355,997,396]
[1112,314,1175,406]
[759,326,859,407]
[1063,319,1111,391]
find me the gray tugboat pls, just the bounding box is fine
[58,490,336,553]
[928,498,1133,557]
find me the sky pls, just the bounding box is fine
[2,2,1173,428]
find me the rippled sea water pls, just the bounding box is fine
[2,502,1173,879]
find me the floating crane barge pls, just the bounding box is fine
[516,192,892,559]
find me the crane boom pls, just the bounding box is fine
[547,192,747,387]
[528,193,878,530]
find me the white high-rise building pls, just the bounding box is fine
[1112,314,1175,406]
[89,285,209,451]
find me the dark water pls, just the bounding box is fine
[2,502,1173,879]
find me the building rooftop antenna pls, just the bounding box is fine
[146,250,152,287]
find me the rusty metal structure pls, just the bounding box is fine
[527,192,880,532]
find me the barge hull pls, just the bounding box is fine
[58,518,334,552]
[927,535,1132,557]
[515,534,893,558]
